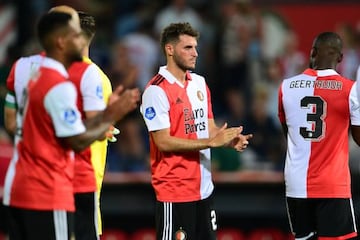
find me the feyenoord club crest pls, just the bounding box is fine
[175,229,187,240]
[197,90,204,101]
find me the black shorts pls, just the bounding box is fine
[155,195,217,240]
[74,192,99,240]
[6,206,74,240]
[286,197,358,239]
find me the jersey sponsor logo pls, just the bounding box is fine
[197,90,204,101]
[96,85,103,99]
[64,108,78,124]
[184,108,206,134]
[175,229,187,240]
[145,107,156,120]
[184,108,204,121]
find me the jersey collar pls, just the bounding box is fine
[42,57,68,78]
[303,68,340,77]
[316,69,340,77]
[158,66,192,86]
[82,56,92,64]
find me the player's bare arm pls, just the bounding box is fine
[150,123,242,153]
[4,106,16,137]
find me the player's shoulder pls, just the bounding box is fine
[82,57,102,72]
[40,57,68,82]
[148,73,166,86]
[88,61,107,77]
[143,75,166,96]
[68,60,91,72]
[339,75,355,84]
[189,71,205,82]
[321,70,355,88]
[283,72,311,82]
[280,72,314,89]
[15,54,43,67]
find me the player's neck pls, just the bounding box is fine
[82,46,90,58]
[166,63,187,84]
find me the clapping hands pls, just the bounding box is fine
[209,123,253,152]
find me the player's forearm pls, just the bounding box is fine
[63,113,111,152]
[4,106,16,138]
[208,118,220,138]
[64,123,110,152]
[153,135,211,152]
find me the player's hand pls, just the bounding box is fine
[229,128,253,152]
[208,123,242,148]
[106,125,120,142]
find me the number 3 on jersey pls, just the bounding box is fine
[300,96,326,140]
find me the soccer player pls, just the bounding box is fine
[3,10,139,240]
[278,32,360,239]
[4,8,114,239]
[140,22,252,240]
[68,11,113,239]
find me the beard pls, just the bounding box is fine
[173,54,196,72]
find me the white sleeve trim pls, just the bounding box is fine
[44,82,86,137]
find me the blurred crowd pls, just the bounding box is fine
[1,0,360,174]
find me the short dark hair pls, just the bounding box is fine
[37,12,72,51]
[78,11,96,40]
[160,22,199,56]
[313,32,343,53]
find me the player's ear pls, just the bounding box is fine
[165,43,174,57]
[55,34,66,51]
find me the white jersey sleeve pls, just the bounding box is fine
[350,82,360,126]
[44,82,86,137]
[80,63,106,112]
[15,55,43,107]
[140,85,170,131]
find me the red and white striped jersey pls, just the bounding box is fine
[4,57,86,211]
[278,68,360,198]
[140,66,214,202]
